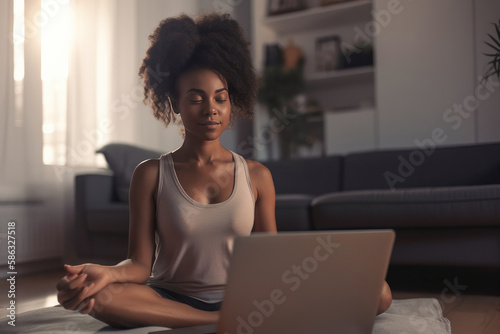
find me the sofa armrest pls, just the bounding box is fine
[75,173,115,209]
[275,194,313,231]
[74,173,117,258]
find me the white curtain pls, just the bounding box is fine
[0,0,16,194]
[0,0,43,202]
[66,0,201,161]
[0,0,64,264]
[66,0,138,168]
[54,0,138,263]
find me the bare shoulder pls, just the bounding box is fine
[245,159,273,181]
[133,158,159,178]
[245,159,277,232]
[245,160,275,201]
[131,158,160,192]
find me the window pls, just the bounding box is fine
[40,0,71,165]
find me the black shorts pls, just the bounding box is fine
[147,285,222,312]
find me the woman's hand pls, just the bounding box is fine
[56,264,113,314]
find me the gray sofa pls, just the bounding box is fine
[75,142,500,268]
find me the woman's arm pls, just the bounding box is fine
[57,159,159,311]
[107,158,159,283]
[247,161,277,233]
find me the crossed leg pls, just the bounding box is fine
[88,282,219,329]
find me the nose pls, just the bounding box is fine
[204,105,217,116]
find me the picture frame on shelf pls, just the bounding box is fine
[267,0,307,16]
[315,35,342,72]
[341,43,374,69]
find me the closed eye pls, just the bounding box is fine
[188,98,227,103]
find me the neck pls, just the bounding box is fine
[174,134,227,164]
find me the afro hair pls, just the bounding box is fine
[139,12,258,127]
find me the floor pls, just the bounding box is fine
[1,267,66,319]
[391,291,500,334]
[1,267,499,334]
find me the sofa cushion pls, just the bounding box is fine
[275,194,313,231]
[343,143,500,191]
[97,143,162,202]
[388,227,500,266]
[261,155,343,195]
[311,184,500,230]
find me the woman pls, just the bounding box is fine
[56,13,391,329]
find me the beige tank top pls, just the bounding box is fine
[147,151,255,303]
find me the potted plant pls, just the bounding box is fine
[484,19,500,80]
[258,40,306,159]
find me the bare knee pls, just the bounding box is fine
[92,283,126,311]
[377,281,392,315]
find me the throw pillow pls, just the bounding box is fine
[96,143,163,202]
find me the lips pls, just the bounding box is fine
[200,121,221,125]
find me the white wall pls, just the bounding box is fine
[324,107,376,155]
[375,0,477,149]
[134,0,198,152]
[106,0,139,146]
[375,0,500,150]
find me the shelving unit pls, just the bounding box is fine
[305,66,374,89]
[252,0,376,160]
[262,0,372,33]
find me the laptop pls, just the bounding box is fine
[150,229,395,334]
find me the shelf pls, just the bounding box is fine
[262,0,372,34]
[305,66,374,89]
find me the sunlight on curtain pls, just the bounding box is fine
[41,0,71,165]
[66,0,139,169]
[13,0,24,127]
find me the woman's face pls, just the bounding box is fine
[175,66,231,142]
